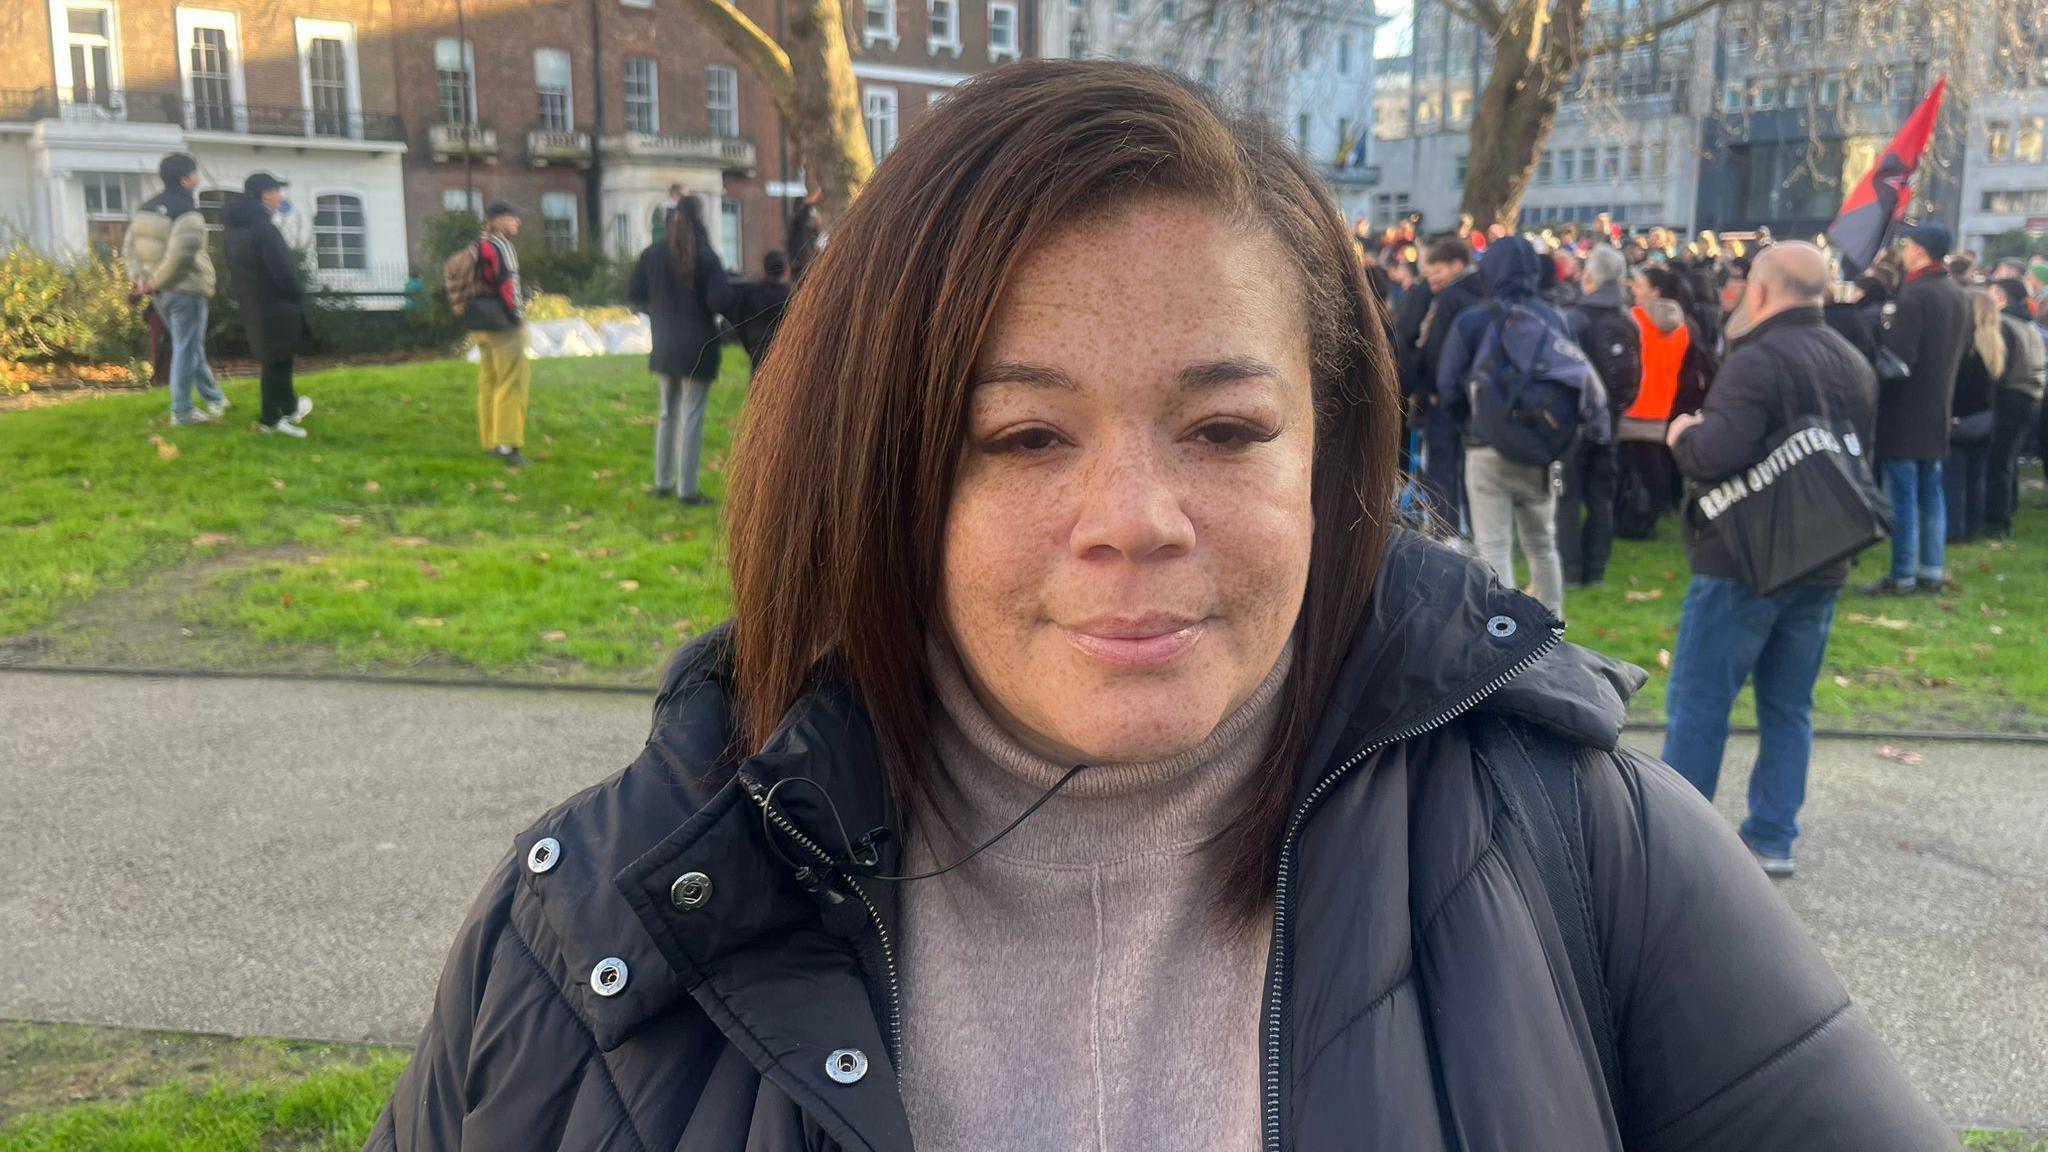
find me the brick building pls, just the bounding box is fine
[0,0,411,299]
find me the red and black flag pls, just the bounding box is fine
[1827,75,1947,270]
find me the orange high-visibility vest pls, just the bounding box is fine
[1628,305,1691,422]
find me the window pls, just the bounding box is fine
[1817,74,1840,107]
[988,1,1018,59]
[2019,117,2046,165]
[1536,149,1553,184]
[535,48,572,132]
[1415,96,1438,130]
[720,199,742,272]
[1113,44,1131,60]
[1244,4,1257,31]
[540,192,578,252]
[1721,82,1743,114]
[186,23,234,130]
[62,4,117,110]
[1455,155,1467,188]
[1784,77,1805,108]
[1160,0,1177,22]
[1988,120,2012,163]
[1202,58,1221,87]
[611,212,631,258]
[313,193,367,270]
[435,38,474,125]
[1338,33,1352,75]
[442,188,481,215]
[1337,117,1352,156]
[865,0,898,47]
[306,34,351,135]
[706,65,738,137]
[1578,147,1595,181]
[623,56,657,132]
[1625,144,1642,179]
[1068,22,1088,59]
[1887,71,1914,103]
[1650,143,1668,177]
[1450,91,1470,123]
[865,85,898,160]
[1115,0,1131,15]
[1751,82,1775,111]
[1983,188,2048,214]
[197,188,229,230]
[1296,113,1310,151]
[929,0,960,52]
[80,171,136,251]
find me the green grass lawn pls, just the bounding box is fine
[1,1021,2039,1151]
[1,352,746,684]
[3,353,2045,728]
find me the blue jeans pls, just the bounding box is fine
[1662,575,1839,858]
[154,290,224,418]
[1882,458,1945,586]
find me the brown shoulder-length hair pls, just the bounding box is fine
[725,61,1398,915]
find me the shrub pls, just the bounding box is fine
[520,242,631,306]
[0,242,147,368]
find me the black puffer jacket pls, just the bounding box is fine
[221,194,304,365]
[1877,266,1969,460]
[369,535,1952,1152]
[1671,308,1879,588]
[628,226,738,383]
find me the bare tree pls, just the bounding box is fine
[672,0,873,223]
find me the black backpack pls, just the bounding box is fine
[1575,304,1643,415]
[1465,302,1602,466]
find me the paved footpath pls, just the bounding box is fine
[3,669,2044,1129]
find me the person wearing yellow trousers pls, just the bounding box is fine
[466,201,531,467]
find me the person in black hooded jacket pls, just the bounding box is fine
[369,63,1953,1152]
[1987,277,2047,536]
[221,172,310,437]
[629,195,737,505]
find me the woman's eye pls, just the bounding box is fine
[988,426,1063,453]
[1194,421,1269,448]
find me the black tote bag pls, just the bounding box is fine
[1686,349,1892,595]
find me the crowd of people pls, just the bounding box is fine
[1357,213,2045,875]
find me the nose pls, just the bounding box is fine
[1068,434,1195,562]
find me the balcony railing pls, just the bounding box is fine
[527,126,593,167]
[430,122,499,160]
[601,130,756,173]
[0,87,402,142]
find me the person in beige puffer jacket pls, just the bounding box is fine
[124,153,226,425]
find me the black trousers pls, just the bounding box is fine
[1987,389,2042,535]
[1558,438,1618,584]
[259,358,299,426]
[1945,437,1990,543]
[1421,402,1466,536]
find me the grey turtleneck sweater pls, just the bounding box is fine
[897,645,1288,1151]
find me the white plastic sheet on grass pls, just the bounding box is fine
[464,315,653,361]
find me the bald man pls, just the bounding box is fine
[1659,240,1878,878]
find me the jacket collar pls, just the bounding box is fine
[1733,305,1824,349]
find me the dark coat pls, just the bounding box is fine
[1822,300,1879,368]
[1391,280,1434,402]
[367,534,1951,1152]
[1876,266,1970,460]
[221,194,304,365]
[629,231,737,382]
[728,278,792,368]
[1419,268,1485,407]
[1671,308,1880,587]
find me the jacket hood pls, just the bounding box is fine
[1994,278,2034,322]
[1643,298,1686,335]
[1480,236,1542,302]
[1579,282,1629,312]
[141,188,197,219]
[220,192,270,229]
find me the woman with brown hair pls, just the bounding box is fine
[370,63,1950,1151]
[629,195,736,505]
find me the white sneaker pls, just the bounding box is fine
[260,418,307,438]
[203,397,231,418]
[286,396,313,424]
[171,409,215,426]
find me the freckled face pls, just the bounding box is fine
[940,198,1316,764]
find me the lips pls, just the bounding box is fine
[1060,614,1207,670]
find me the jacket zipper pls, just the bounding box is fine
[742,778,906,1069]
[1259,626,1563,1152]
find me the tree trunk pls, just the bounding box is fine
[668,0,873,224]
[1458,0,1587,231]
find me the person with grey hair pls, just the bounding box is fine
[1560,246,1641,586]
[1660,242,1879,878]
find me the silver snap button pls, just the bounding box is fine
[825,1047,869,1084]
[590,957,629,997]
[526,837,561,874]
[1486,615,1517,639]
[670,871,713,911]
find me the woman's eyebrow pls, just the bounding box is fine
[969,357,1281,392]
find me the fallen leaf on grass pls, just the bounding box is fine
[1832,675,1852,687]
[591,469,613,480]
[411,616,445,628]
[363,480,382,493]
[153,438,180,460]
[1989,624,2006,636]
[342,580,373,592]
[658,533,677,544]
[1874,745,1924,766]
[332,515,364,527]
[390,536,431,548]
[1624,589,1663,603]
[1918,677,1956,688]
[617,579,640,592]
[280,595,294,607]
[539,630,568,642]
[565,521,585,533]
[419,563,444,579]
[1845,613,1909,630]
[491,479,506,491]
[502,493,521,502]
[269,476,285,489]
[191,532,234,547]
[533,551,551,563]
[1656,648,1671,671]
